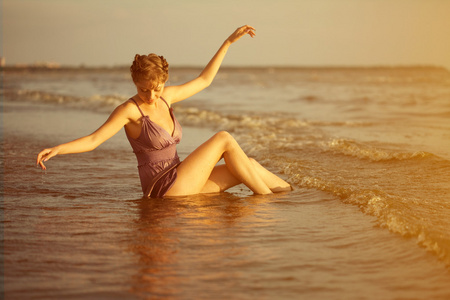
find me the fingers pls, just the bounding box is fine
[227,25,256,44]
[37,151,47,170]
[36,149,53,170]
[239,25,256,38]
[239,25,256,31]
[39,160,47,170]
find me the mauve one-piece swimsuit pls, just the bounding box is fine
[126,98,183,198]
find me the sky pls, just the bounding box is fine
[3,0,450,69]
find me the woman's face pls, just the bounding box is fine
[134,80,165,105]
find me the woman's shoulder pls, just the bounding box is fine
[116,98,138,112]
[161,87,175,105]
[109,99,141,121]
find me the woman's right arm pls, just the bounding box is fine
[36,104,131,170]
[163,25,256,104]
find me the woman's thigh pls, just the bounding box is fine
[165,132,231,196]
[200,164,241,194]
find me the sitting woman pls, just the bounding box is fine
[36,25,291,198]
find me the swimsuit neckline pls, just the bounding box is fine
[128,97,177,140]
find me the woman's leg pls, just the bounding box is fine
[200,160,291,194]
[200,164,241,194]
[165,131,272,196]
[248,158,291,193]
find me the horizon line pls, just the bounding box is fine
[3,64,449,71]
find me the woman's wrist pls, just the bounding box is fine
[223,39,232,47]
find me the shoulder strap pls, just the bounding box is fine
[160,97,170,109]
[130,98,145,117]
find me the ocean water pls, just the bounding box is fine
[2,66,450,299]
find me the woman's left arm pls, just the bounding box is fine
[164,25,256,104]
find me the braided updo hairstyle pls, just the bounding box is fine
[130,54,169,87]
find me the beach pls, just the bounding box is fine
[2,67,450,299]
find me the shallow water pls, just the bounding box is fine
[2,67,450,299]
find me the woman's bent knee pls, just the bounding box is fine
[212,131,236,149]
[214,130,233,141]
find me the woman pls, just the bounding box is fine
[37,25,291,198]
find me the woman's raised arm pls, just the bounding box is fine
[164,25,256,104]
[36,104,130,170]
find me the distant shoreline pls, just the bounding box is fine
[2,65,449,73]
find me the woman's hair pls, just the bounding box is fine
[130,54,169,87]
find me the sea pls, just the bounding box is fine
[2,66,450,299]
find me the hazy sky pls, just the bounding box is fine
[3,0,450,69]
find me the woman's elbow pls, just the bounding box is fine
[204,78,213,88]
[198,76,212,89]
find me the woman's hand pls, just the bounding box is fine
[226,25,256,44]
[36,147,60,170]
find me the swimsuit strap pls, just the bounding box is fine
[130,97,170,116]
[160,97,170,109]
[130,98,145,117]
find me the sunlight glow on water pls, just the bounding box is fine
[3,67,450,299]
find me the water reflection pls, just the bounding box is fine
[128,192,276,298]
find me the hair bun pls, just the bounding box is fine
[159,55,169,73]
[130,53,169,83]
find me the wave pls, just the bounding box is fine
[6,89,375,128]
[283,164,450,266]
[322,138,435,161]
[4,89,125,113]
[7,88,444,164]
